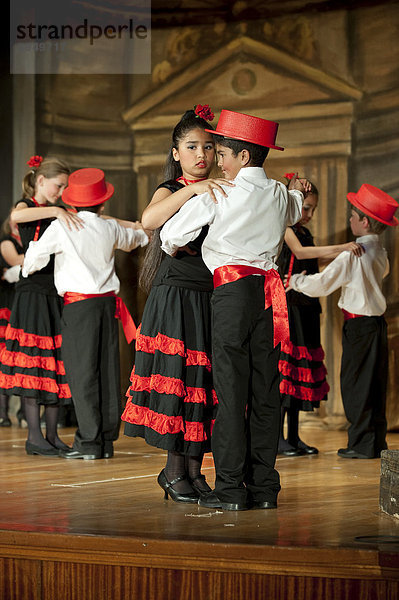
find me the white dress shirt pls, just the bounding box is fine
[161,167,303,273]
[289,234,389,316]
[22,212,148,296]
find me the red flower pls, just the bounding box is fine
[27,155,43,168]
[284,172,296,180]
[194,104,214,122]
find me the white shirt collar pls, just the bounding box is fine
[235,167,267,180]
[356,234,379,243]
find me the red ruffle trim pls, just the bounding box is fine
[278,359,327,384]
[5,325,62,350]
[0,326,7,338]
[127,368,218,406]
[0,348,66,375]
[280,378,329,402]
[0,370,71,398]
[135,325,211,371]
[121,403,214,442]
[280,341,325,362]
[0,308,11,321]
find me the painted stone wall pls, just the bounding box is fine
[11,2,398,425]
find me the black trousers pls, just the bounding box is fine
[211,276,281,505]
[61,297,121,455]
[341,315,388,458]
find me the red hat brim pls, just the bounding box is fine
[205,128,284,151]
[63,182,114,207]
[347,193,398,226]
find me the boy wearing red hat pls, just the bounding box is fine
[22,168,148,459]
[161,110,308,510]
[287,184,398,459]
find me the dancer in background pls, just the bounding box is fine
[22,167,148,460]
[278,173,363,456]
[0,216,24,426]
[0,155,81,455]
[287,184,397,459]
[122,105,230,502]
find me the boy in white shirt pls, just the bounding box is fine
[161,109,308,510]
[23,168,148,459]
[287,184,398,459]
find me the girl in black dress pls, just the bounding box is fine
[277,176,363,456]
[0,217,24,426]
[0,156,82,455]
[122,107,230,502]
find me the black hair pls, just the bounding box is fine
[74,204,103,214]
[351,205,387,234]
[164,109,214,180]
[139,110,214,294]
[215,136,269,167]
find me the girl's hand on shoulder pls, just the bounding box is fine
[191,178,234,204]
[344,242,364,257]
[56,207,84,231]
[288,173,311,194]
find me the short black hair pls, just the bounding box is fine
[74,204,104,214]
[215,136,269,167]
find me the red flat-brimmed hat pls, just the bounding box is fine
[205,109,284,151]
[62,168,114,207]
[347,184,398,226]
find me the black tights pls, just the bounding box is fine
[164,450,210,493]
[279,407,300,450]
[24,397,70,450]
[0,393,9,419]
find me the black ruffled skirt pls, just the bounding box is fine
[279,305,329,411]
[122,283,216,455]
[0,288,72,404]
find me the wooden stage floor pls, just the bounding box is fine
[1,426,399,599]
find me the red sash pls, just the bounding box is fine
[213,265,290,347]
[63,292,136,344]
[342,309,364,321]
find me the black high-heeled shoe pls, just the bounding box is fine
[0,417,11,427]
[189,474,212,495]
[157,469,199,503]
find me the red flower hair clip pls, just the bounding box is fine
[194,104,214,122]
[27,155,43,169]
[284,172,296,181]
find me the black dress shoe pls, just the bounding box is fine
[0,417,11,427]
[25,441,60,456]
[297,441,319,455]
[337,448,372,459]
[59,449,100,460]
[198,491,248,511]
[251,500,278,510]
[103,443,114,458]
[157,469,199,503]
[278,448,305,457]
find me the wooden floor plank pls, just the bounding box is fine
[0,427,398,553]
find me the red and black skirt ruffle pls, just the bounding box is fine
[122,284,216,455]
[0,282,18,352]
[0,289,71,404]
[279,305,329,411]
